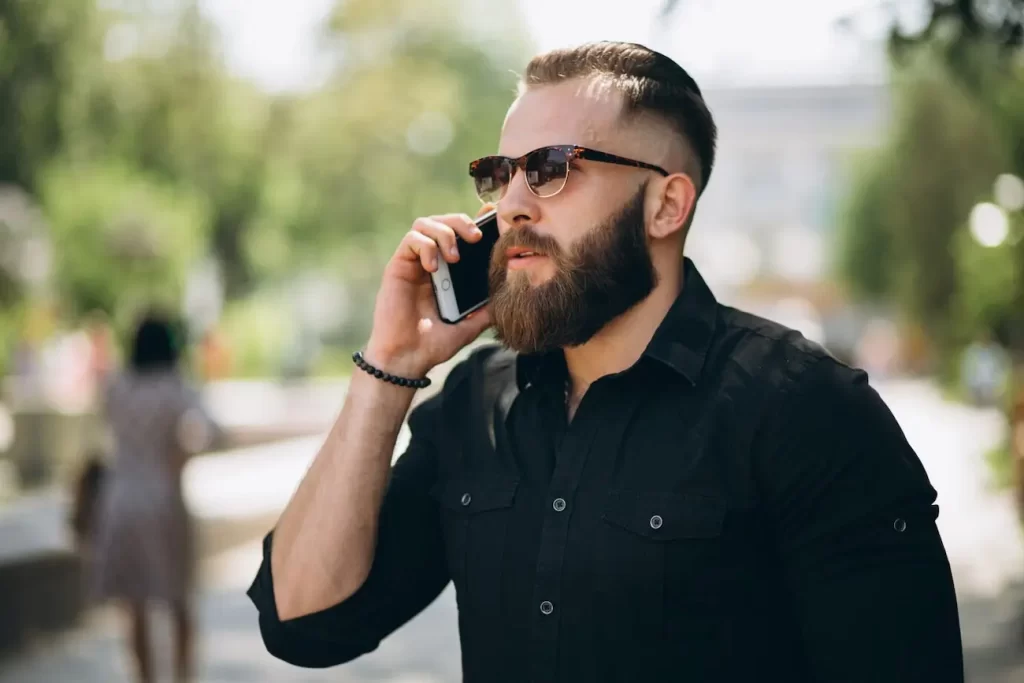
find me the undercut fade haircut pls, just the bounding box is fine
[520,41,717,196]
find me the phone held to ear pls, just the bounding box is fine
[431,209,499,324]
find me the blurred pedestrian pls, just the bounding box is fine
[90,312,215,683]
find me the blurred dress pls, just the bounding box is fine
[91,371,208,603]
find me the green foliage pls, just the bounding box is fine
[984,439,1013,491]
[261,5,526,265]
[231,0,531,350]
[38,159,209,320]
[836,149,898,301]
[836,45,1020,360]
[0,0,531,376]
[217,291,293,378]
[0,0,104,192]
[952,228,1022,342]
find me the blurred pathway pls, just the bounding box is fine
[2,378,1023,682]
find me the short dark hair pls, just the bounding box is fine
[129,313,181,373]
[521,41,717,195]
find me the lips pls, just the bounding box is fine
[506,246,545,260]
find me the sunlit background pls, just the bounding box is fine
[1,0,1023,681]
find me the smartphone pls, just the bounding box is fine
[431,209,499,324]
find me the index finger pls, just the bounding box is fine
[433,213,484,243]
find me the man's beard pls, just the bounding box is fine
[488,183,658,355]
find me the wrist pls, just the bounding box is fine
[361,342,431,380]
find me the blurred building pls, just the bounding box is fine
[686,82,891,358]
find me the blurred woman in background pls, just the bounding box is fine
[90,312,215,683]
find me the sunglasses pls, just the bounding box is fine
[468,145,670,204]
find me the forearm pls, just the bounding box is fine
[790,509,962,681]
[270,370,416,620]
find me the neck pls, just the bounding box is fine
[563,263,683,397]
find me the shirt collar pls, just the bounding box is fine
[515,258,718,389]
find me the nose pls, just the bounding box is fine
[497,168,541,233]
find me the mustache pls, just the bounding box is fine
[493,226,562,261]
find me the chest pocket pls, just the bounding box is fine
[598,490,751,681]
[431,477,518,612]
[597,491,728,634]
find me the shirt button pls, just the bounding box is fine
[649,514,663,530]
[539,601,554,615]
[552,497,567,512]
[893,518,907,532]
[460,493,472,507]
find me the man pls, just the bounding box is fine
[248,41,963,681]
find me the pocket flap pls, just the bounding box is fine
[431,478,519,514]
[602,491,726,540]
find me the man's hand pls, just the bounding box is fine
[365,205,497,378]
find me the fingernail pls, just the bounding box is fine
[431,255,438,268]
[472,227,482,236]
[450,245,459,256]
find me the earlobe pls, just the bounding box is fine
[648,174,696,240]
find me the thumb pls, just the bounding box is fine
[460,306,493,342]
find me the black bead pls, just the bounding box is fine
[351,349,429,389]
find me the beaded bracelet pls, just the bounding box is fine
[351,351,432,389]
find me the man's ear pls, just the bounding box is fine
[648,173,697,241]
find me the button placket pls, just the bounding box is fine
[530,418,604,682]
[530,381,640,683]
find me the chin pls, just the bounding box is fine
[526,268,558,287]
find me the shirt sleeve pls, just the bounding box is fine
[246,392,449,669]
[756,359,964,683]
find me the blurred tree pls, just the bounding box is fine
[887,0,1024,63]
[661,1,1023,165]
[0,0,105,192]
[660,0,1024,367]
[236,0,531,346]
[38,159,209,320]
[833,2,1024,368]
[1,0,533,375]
[836,54,1013,361]
[886,0,1024,191]
[85,0,275,298]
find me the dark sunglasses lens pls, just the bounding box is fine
[471,157,511,203]
[525,147,570,197]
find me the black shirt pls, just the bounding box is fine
[248,259,964,682]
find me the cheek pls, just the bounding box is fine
[548,181,623,245]
[541,205,594,253]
